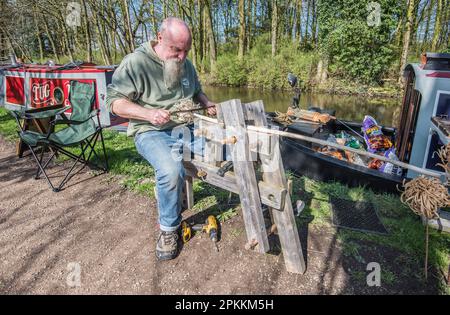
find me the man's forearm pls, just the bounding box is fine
[195,92,213,107]
[111,98,152,121]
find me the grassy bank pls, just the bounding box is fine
[0,106,448,293]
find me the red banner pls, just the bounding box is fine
[2,64,117,127]
[5,76,25,106]
[30,78,96,109]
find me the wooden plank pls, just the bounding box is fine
[247,100,306,274]
[219,99,270,253]
[184,160,239,194]
[183,159,286,210]
[243,101,271,158]
[258,181,287,211]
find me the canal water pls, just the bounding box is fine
[202,86,402,127]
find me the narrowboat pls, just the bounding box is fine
[270,53,450,193]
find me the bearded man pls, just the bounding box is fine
[106,17,217,261]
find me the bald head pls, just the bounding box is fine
[160,18,191,42]
[154,17,192,62]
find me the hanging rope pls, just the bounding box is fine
[436,143,450,176]
[399,176,450,220]
[399,144,450,281]
[273,111,293,125]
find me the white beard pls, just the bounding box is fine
[163,58,185,90]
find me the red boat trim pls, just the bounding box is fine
[425,72,450,78]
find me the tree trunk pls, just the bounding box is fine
[252,0,258,38]
[316,58,328,83]
[123,0,135,52]
[186,0,198,68]
[246,0,253,51]
[202,8,208,66]
[305,0,310,45]
[197,0,204,71]
[311,0,317,46]
[32,7,44,62]
[431,0,443,51]
[399,0,416,84]
[205,0,217,73]
[223,1,230,42]
[92,6,111,65]
[42,16,60,62]
[150,1,158,39]
[163,0,168,19]
[238,0,246,60]
[0,0,5,60]
[444,0,450,46]
[422,0,434,52]
[58,9,74,62]
[297,0,303,44]
[81,0,92,62]
[271,0,278,57]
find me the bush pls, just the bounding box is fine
[212,37,316,90]
[318,0,401,84]
[213,54,248,86]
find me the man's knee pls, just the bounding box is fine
[157,161,185,185]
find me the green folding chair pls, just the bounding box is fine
[10,81,109,192]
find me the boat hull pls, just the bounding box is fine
[280,137,404,194]
[266,115,405,194]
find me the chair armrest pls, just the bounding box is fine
[50,109,100,126]
[14,105,71,120]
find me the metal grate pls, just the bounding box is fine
[330,197,388,234]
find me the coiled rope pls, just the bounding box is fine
[399,144,450,280]
[399,176,450,220]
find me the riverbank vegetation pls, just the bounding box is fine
[0,1,448,95]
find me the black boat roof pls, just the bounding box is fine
[421,52,450,71]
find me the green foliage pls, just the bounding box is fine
[0,108,19,142]
[318,0,401,84]
[212,35,316,90]
[216,207,238,223]
[214,54,248,86]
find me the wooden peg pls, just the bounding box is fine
[221,136,237,145]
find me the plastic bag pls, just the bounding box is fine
[379,147,403,176]
[362,115,392,153]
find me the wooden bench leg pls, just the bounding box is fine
[181,176,194,211]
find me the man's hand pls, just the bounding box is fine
[205,101,217,116]
[147,108,170,126]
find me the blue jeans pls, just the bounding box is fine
[134,125,204,232]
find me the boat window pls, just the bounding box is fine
[435,92,450,118]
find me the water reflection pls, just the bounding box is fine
[203,86,401,127]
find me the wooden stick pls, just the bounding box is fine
[193,113,441,178]
[171,105,215,114]
[425,220,429,281]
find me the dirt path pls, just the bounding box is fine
[0,136,439,294]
